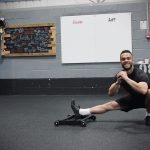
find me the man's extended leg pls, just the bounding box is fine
[89,101,121,114]
[71,100,121,116]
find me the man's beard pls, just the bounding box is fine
[122,64,133,71]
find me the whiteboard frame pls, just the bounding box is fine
[61,13,132,64]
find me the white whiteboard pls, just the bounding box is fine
[61,13,132,63]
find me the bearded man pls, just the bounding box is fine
[71,50,150,126]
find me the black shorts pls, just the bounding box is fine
[115,94,146,112]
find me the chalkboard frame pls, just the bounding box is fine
[1,23,56,57]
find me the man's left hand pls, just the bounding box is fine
[117,71,128,80]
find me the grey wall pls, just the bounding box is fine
[0,2,149,79]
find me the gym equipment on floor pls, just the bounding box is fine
[54,114,96,127]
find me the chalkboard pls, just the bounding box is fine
[1,23,56,57]
[61,13,132,63]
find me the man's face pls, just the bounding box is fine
[120,52,133,71]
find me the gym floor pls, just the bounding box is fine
[0,94,150,150]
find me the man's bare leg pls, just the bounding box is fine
[79,101,121,116]
[145,89,150,125]
[90,101,121,114]
[145,89,150,114]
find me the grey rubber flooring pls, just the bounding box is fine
[0,95,150,150]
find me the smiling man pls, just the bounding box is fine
[71,50,150,126]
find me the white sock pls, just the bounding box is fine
[79,108,91,115]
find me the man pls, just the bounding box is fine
[71,50,150,125]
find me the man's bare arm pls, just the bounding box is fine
[119,71,148,95]
[108,79,121,96]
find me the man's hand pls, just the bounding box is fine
[117,71,128,80]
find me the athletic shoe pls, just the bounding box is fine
[145,116,150,126]
[71,100,80,116]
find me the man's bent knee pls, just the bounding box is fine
[145,89,150,112]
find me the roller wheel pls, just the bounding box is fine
[81,121,86,127]
[91,115,96,121]
[54,120,60,127]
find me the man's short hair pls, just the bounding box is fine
[120,50,132,56]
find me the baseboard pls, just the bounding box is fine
[0,78,114,95]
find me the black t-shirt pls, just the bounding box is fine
[114,67,150,96]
